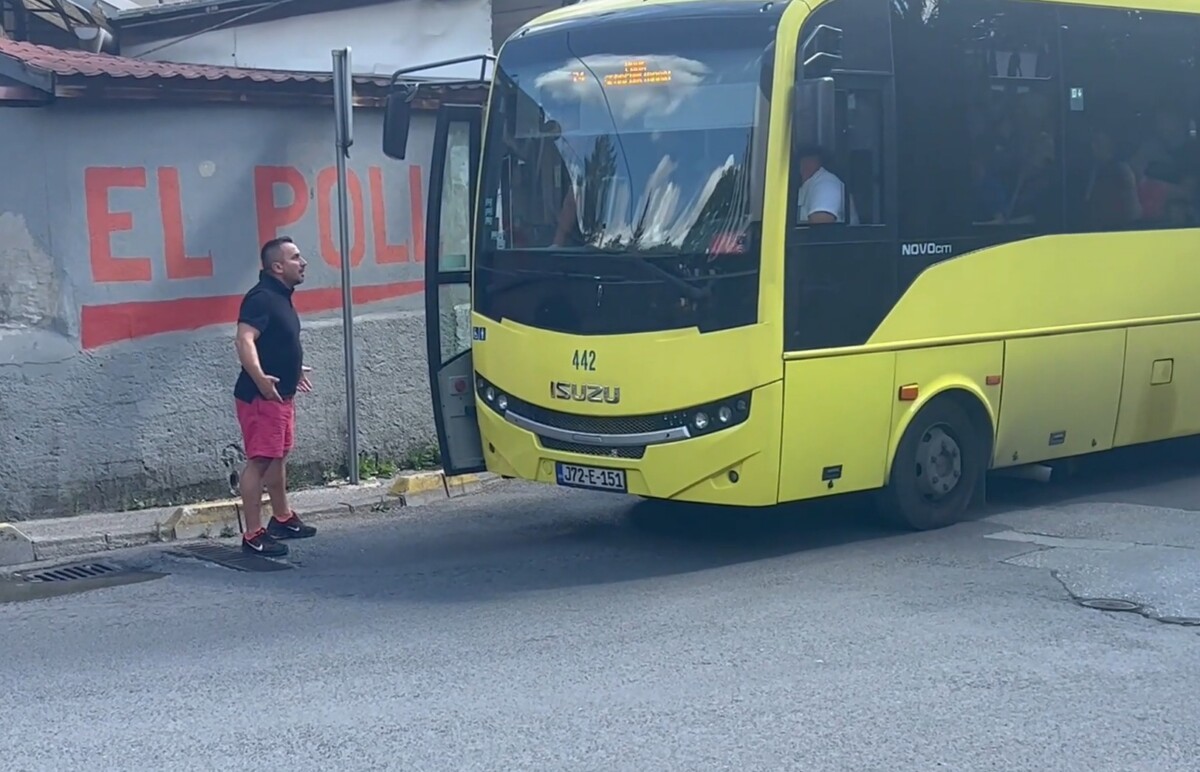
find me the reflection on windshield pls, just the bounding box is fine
[475,12,778,336]
[483,21,769,256]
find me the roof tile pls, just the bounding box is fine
[0,38,385,86]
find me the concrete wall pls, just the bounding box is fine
[0,99,448,520]
[122,0,494,79]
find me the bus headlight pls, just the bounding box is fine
[475,374,511,416]
[474,371,751,444]
[683,392,752,438]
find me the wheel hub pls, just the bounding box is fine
[915,426,961,500]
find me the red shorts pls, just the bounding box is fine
[235,396,295,459]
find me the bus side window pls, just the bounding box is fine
[892,0,1063,250]
[1060,7,1200,234]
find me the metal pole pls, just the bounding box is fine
[333,48,359,484]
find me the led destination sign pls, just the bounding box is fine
[570,60,674,87]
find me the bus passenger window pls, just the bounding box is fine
[892,0,1063,242]
[961,10,1061,231]
[1060,7,1200,233]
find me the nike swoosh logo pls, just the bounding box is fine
[246,542,264,551]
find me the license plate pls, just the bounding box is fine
[555,462,627,493]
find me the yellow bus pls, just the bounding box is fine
[383,0,1200,530]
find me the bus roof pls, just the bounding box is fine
[524,0,1200,33]
[521,0,767,31]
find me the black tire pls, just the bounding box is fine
[879,397,986,531]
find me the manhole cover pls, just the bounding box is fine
[1078,598,1142,612]
[16,562,120,583]
[174,543,293,572]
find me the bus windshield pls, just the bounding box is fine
[475,9,778,336]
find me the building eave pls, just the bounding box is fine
[0,38,488,107]
[98,0,402,31]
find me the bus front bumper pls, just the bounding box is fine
[476,380,784,507]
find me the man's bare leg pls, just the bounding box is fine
[262,456,316,539]
[240,458,270,534]
[263,457,292,522]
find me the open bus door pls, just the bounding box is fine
[383,56,491,476]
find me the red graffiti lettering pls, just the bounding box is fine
[316,167,366,269]
[81,281,423,350]
[254,166,309,245]
[158,167,214,279]
[370,166,408,264]
[79,161,432,347]
[253,163,424,266]
[85,167,153,283]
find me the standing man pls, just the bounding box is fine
[233,236,318,557]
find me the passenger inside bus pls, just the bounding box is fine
[1007,129,1058,225]
[967,92,1060,228]
[970,148,1009,225]
[1129,108,1199,225]
[1068,108,1200,231]
[1081,127,1141,230]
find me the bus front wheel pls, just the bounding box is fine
[880,397,985,531]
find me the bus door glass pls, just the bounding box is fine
[786,0,898,353]
[424,104,486,475]
[788,73,897,348]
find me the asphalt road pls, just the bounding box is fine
[3,441,1200,771]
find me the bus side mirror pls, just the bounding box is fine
[793,77,835,155]
[382,92,412,160]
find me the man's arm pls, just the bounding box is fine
[235,322,265,379]
[235,322,281,400]
[806,174,844,224]
[235,295,281,400]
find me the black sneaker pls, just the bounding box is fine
[267,512,317,540]
[242,528,288,557]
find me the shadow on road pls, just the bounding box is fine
[192,437,1200,605]
[983,436,1200,511]
[269,488,916,604]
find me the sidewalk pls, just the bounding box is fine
[0,469,501,570]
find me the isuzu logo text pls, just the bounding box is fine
[550,382,621,404]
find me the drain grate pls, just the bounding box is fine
[1078,598,1143,613]
[19,562,120,583]
[174,543,294,572]
[2,563,165,604]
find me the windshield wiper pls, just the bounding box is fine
[481,252,712,301]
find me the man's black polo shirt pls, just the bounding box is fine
[234,271,303,403]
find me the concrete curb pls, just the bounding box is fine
[389,470,449,507]
[0,469,502,569]
[388,470,504,504]
[0,523,35,566]
[167,495,273,541]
